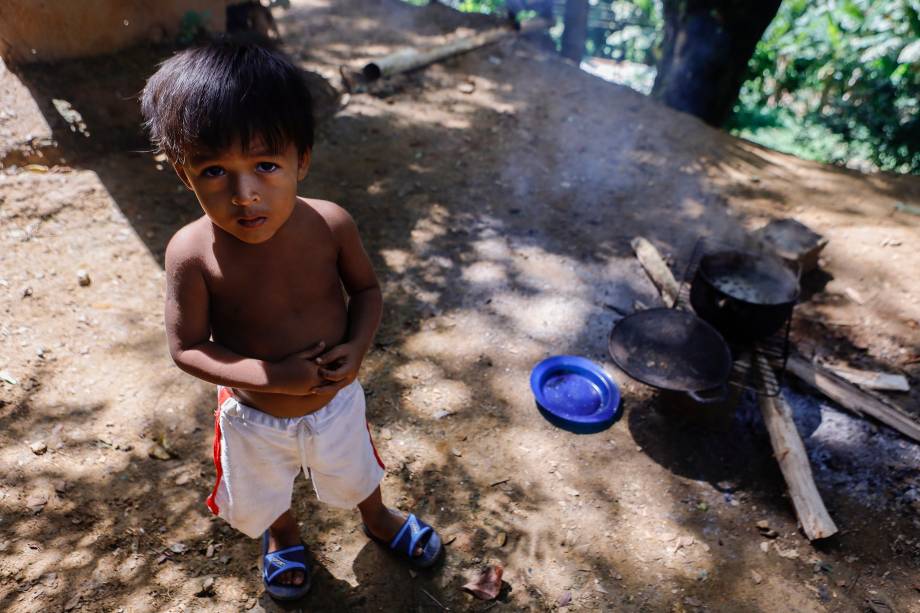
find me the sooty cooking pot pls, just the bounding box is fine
[689,250,799,343]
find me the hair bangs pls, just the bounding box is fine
[141,40,314,164]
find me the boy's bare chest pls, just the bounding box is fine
[205,246,340,317]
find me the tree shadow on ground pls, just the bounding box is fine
[2,0,919,610]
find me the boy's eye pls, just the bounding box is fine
[256,162,279,173]
[201,166,225,178]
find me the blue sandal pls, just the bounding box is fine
[261,531,311,601]
[364,513,444,568]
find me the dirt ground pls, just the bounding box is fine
[2,1,919,611]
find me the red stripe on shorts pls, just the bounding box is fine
[206,388,232,515]
[366,421,386,470]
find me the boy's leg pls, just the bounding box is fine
[357,486,423,557]
[267,510,306,586]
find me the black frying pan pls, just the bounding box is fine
[608,308,733,403]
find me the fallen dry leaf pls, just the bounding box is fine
[461,565,503,600]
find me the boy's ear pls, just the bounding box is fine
[297,148,312,181]
[172,162,195,191]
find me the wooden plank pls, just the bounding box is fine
[757,356,838,541]
[787,354,920,443]
[630,237,679,306]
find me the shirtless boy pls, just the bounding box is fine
[141,40,442,600]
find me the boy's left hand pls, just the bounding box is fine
[314,341,364,393]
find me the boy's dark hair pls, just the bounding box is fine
[141,40,313,163]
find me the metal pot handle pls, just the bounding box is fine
[687,383,729,404]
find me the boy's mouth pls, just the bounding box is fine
[237,216,267,228]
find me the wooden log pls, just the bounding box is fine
[787,354,920,443]
[824,364,910,393]
[757,355,838,541]
[361,17,551,81]
[630,236,679,306]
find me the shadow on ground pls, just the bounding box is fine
[2,0,919,611]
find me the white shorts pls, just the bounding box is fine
[205,380,386,538]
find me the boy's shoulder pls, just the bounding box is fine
[298,197,355,235]
[164,216,212,269]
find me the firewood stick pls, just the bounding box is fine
[787,354,920,443]
[757,354,838,541]
[630,237,680,306]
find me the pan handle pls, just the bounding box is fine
[687,383,729,404]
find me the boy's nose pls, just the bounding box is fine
[231,177,260,206]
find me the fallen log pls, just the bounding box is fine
[361,17,552,81]
[757,355,838,541]
[787,354,920,443]
[630,237,679,306]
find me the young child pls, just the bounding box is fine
[141,40,442,600]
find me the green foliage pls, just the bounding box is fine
[402,0,506,13]
[588,0,661,64]
[730,0,920,174]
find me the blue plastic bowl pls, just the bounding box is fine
[530,355,622,434]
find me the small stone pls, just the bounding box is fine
[169,542,188,554]
[195,576,215,597]
[206,543,215,558]
[408,569,417,578]
[776,546,799,559]
[77,270,92,287]
[22,286,33,298]
[760,541,770,553]
[556,591,572,607]
[458,81,476,94]
[451,448,462,457]
[755,520,769,530]
[495,532,507,547]
[751,570,763,584]
[0,371,18,385]
[148,442,172,460]
[30,441,47,455]
[174,473,192,486]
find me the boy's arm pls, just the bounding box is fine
[314,204,382,390]
[164,229,322,394]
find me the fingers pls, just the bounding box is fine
[296,341,326,360]
[315,344,349,365]
[318,366,349,381]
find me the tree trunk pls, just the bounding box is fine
[561,0,589,62]
[652,0,781,126]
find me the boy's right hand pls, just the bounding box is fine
[274,341,327,395]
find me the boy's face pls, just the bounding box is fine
[173,138,311,245]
